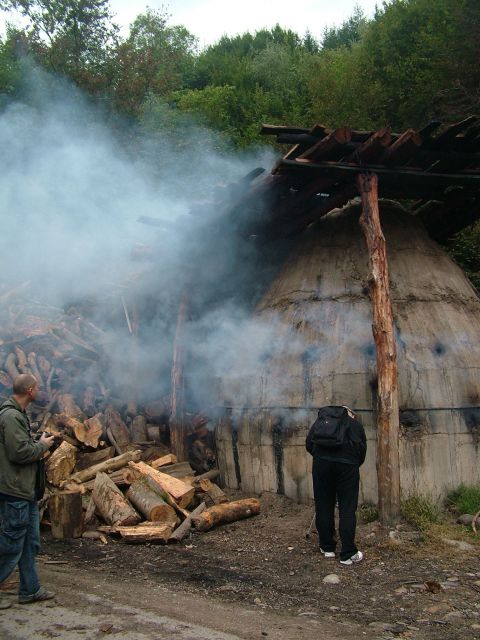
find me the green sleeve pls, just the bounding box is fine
[3,412,48,464]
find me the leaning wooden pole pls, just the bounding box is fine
[170,295,189,461]
[357,172,401,525]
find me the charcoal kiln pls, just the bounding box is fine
[216,200,480,503]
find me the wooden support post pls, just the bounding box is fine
[170,295,189,461]
[356,172,401,526]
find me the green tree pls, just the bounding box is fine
[110,8,197,116]
[0,0,118,88]
[322,4,367,50]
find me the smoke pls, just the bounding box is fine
[0,64,287,408]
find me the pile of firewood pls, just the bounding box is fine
[45,448,260,544]
[0,290,260,543]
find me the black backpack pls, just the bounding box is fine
[307,406,351,449]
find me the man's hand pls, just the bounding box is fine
[39,432,55,449]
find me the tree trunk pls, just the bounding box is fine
[191,498,261,532]
[92,472,140,526]
[170,295,189,461]
[126,481,178,524]
[357,172,401,525]
[69,450,142,484]
[49,491,84,539]
[127,461,194,509]
[45,441,77,487]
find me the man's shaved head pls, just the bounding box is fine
[13,374,38,395]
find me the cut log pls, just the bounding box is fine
[152,461,193,478]
[149,454,177,469]
[193,469,221,484]
[92,472,141,526]
[45,441,77,486]
[131,415,147,442]
[0,371,12,389]
[53,413,101,448]
[80,414,104,448]
[76,446,115,472]
[49,491,84,539]
[104,406,130,452]
[191,498,261,532]
[83,468,130,491]
[111,523,173,544]
[194,478,228,506]
[14,346,30,374]
[126,481,178,524]
[5,353,19,381]
[69,450,142,484]
[128,461,195,509]
[27,352,44,387]
[169,502,206,543]
[83,495,97,525]
[57,394,85,419]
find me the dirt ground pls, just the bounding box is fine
[1,490,480,640]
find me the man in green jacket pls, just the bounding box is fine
[0,374,55,605]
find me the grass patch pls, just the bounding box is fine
[446,484,480,515]
[357,503,379,524]
[401,494,441,531]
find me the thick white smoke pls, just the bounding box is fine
[0,64,286,409]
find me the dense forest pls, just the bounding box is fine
[0,0,479,287]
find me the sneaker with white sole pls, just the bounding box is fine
[340,551,364,565]
[320,548,336,558]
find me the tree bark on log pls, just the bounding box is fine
[169,502,206,543]
[69,450,142,484]
[126,481,178,524]
[194,478,228,506]
[92,472,140,526]
[357,172,401,526]
[105,406,131,452]
[170,295,189,461]
[76,446,115,471]
[46,441,77,486]
[191,498,261,532]
[127,461,194,509]
[50,491,84,539]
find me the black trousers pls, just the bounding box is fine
[312,458,359,561]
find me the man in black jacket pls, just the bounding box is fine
[306,405,367,565]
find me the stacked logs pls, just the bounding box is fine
[45,449,260,544]
[0,295,260,543]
